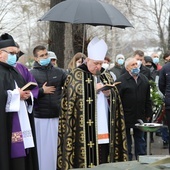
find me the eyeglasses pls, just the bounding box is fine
[1,49,18,55]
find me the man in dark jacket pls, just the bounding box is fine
[110,53,125,80]
[30,45,67,170]
[159,60,170,154]
[116,57,152,161]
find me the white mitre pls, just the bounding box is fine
[87,37,108,61]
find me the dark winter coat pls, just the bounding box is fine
[30,62,67,118]
[110,65,123,79]
[159,62,170,109]
[116,71,152,127]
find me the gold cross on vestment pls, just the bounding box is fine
[67,141,72,148]
[12,131,23,142]
[86,97,93,104]
[88,163,95,168]
[88,141,94,148]
[112,98,115,103]
[79,101,83,109]
[68,104,73,111]
[85,78,92,84]
[87,119,94,126]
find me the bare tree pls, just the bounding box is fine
[2,0,170,65]
[0,1,22,32]
[168,14,170,50]
[115,0,170,53]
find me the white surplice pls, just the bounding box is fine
[5,87,34,149]
[94,76,109,144]
[34,117,59,170]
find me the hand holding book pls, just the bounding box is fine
[21,82,38,91]
[97,82,121,93]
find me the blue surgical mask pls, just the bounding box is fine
[117,59,124,65]
[131,68,140,76]
[153,58,159,64]
[7,54,17,66]
[39,57,50,66]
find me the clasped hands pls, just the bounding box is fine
[96,83,110,97]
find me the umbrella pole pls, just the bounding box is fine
[82,24,86,54]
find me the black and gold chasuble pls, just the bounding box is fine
[57,64,128,170]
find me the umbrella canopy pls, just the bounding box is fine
[39,0,133,28]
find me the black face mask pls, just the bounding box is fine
[146,65,152,68]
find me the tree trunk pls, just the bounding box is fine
[64,24,85,68]
[48,0,65,68]
[64,24,74,68]
[72,24,84,54]
[48,0,87,68]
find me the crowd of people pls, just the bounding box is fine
[0,33,170,170]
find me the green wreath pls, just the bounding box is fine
[149,80,163,107]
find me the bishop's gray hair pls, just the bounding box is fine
[124,57,134,69]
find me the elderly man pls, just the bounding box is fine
[57,37,128,170]
[0,33,39,170]
[116,57,152,161]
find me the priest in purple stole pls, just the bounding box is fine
[0,33,39,170]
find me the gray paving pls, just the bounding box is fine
[71,133,170,170]
[151,133,169,155]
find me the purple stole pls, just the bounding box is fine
[11,112,26,158]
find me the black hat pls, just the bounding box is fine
[144,56,157,69]
[0,33,16,49]
[144,56,153,63]
[17,51,24,58]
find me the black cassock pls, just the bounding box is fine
[0,62,39,170]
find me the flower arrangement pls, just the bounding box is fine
[149,80,163,107]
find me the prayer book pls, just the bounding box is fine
[21,82,38,91]
[97,82,121,93]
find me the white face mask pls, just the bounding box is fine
[102,63,109,70]
[137,60,142,68]
[76,62,81,67]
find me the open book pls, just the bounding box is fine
[21,82,38,91]
[97,82,121,93]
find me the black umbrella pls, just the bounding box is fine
[39,0,132,28]
[39,0,133,53]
